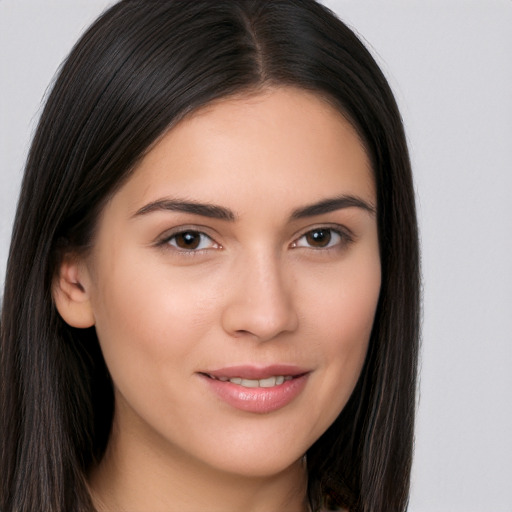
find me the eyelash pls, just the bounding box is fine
[158,229,220,253]
[291,227,353,251]
[157,225,353,255]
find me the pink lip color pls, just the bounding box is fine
[199,365,310,414]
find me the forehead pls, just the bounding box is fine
[113,86,375,216]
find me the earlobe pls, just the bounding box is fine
[52,256,95,328]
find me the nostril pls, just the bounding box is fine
[234,329,252,336]
[220,269,299,340]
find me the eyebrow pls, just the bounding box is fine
[133,199,236,221]
[132,194,375,222]
[290,195,376,219]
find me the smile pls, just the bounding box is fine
[199,365,310,413]
[207,374,294,388]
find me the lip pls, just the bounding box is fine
[204,364,309,380]
[199,365,310,414]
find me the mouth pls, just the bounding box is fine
[202,373,295,388]
[198,365,310,413]
[200,364,309,386]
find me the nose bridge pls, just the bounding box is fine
[221,245,298,341]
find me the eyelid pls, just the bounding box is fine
[156,225,222,252]
[290,224,355,249]
[154,223,354,252]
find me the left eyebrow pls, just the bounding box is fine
[290,195,376,219]
[132,199,236,221]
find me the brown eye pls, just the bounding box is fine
[167,231,216,251]
[174,231,201,249]
[292,228,345,249]
[305,229,332,247]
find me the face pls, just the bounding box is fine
[77,87,380,478]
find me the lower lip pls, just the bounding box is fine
[201,374,309,414]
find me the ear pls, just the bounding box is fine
[52,254,95,328]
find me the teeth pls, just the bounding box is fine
[211,375,293,388]
[259,376,276,388]
[239,378,259,388]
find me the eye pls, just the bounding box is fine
[292,227,348,249]
[165,230,219,251]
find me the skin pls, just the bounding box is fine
[54,87,381,512]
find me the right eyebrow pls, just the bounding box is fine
[132,198,237,221]
[290,194,376,220]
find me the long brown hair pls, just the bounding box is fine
[1,1,420,510]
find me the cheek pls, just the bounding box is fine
[304,250,381,349]
[89,254,221,389]
[301,254,381,424]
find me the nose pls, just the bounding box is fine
[221,251,299,342]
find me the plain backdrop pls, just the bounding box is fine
[1,1,511,511]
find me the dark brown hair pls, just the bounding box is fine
[0,1,420,511]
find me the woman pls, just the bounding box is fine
[0,1,420,511]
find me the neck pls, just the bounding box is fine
[88,414,309,512]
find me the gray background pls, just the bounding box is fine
[1,1,511,510]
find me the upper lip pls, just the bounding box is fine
[202,364,310,380]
